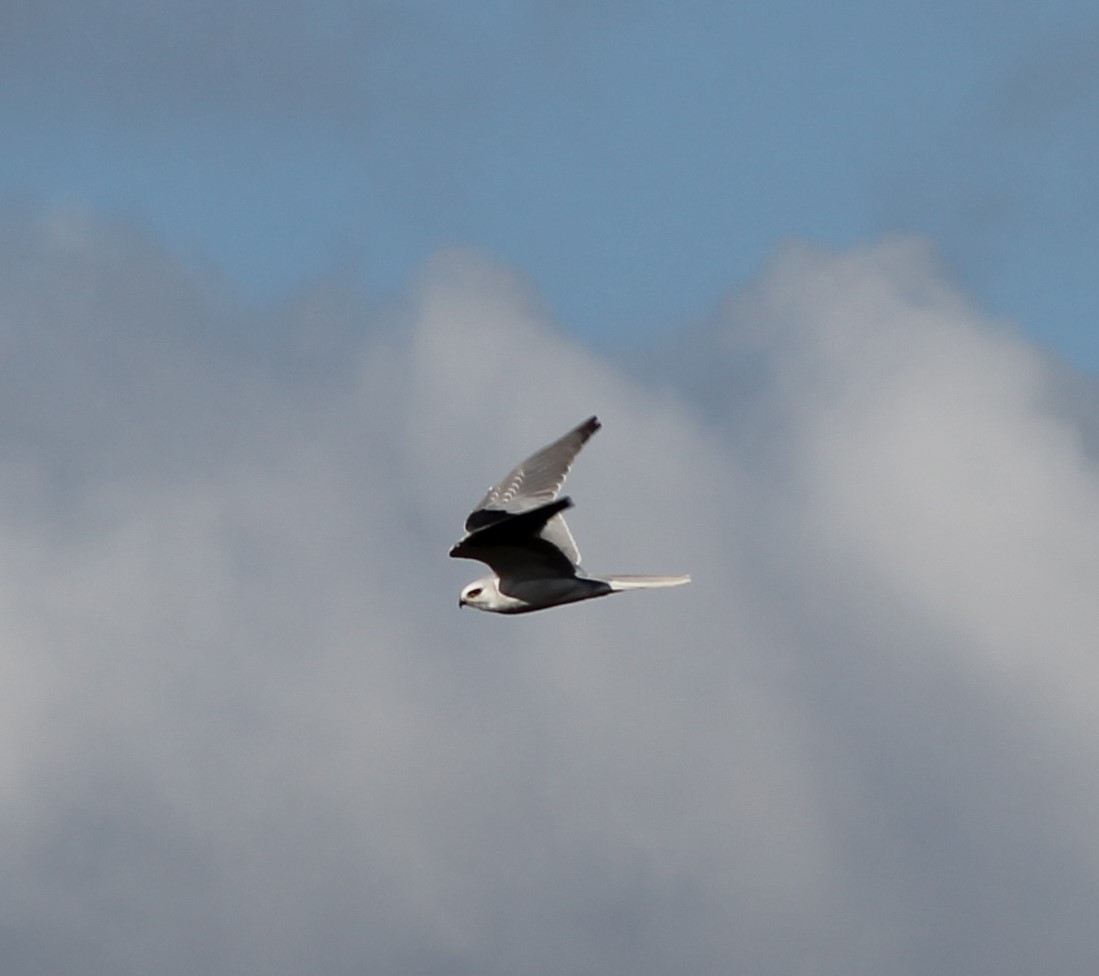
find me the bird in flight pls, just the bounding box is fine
[449,416,690,614]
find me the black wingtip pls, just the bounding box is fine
[582,415,601,434]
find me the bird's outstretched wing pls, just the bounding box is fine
[465,415,600,526]
[458,416,600,568]
[449,497,579,582]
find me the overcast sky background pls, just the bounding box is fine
[3,2,1099,974]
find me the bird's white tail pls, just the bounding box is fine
[604,574,691,591]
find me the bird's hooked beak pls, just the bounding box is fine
[458,597,465,608]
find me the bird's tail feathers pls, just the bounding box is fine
[603,574,691,591]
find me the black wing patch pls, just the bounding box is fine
[450,497,577,579]
[464,508,512,533]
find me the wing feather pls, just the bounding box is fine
[467,416,600,525]
[450,498,579,581]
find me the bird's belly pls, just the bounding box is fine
[500,577,609,612]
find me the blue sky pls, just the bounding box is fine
[5,0,1098,364]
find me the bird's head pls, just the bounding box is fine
[458,576,501,611]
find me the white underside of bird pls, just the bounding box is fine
[449,417,690,614]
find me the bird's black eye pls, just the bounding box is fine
[467,587,482,599]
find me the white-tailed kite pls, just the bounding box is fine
[450,416,690,614]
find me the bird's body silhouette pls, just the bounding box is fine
[450,416,690,614]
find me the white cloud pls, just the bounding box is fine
[1,212,1098,974]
